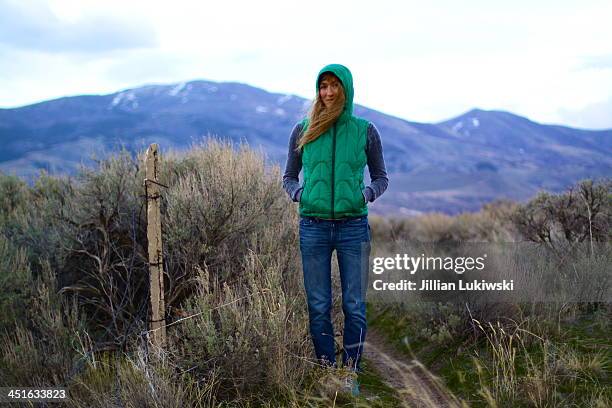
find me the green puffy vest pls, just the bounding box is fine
[299,64,370,219]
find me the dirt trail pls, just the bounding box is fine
[363,328,464,407]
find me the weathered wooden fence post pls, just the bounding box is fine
[144,143,166,347]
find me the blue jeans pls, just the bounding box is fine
[299,215,371,372]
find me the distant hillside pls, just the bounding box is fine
[1,80,611,215]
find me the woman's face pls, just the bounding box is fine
[319,74,342,108]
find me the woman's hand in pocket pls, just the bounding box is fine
[362,188,372,204]
[293,188,303,202]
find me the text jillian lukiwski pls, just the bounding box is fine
[372,279,514,291]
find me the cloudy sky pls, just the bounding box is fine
[1,0,611,129]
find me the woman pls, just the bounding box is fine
[283,64,389,388]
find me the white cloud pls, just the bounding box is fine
[0,0,157,53]
[0,0,611,129]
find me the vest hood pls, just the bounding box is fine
[316,64,354,122]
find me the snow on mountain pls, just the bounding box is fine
[169,82,187,96]
[452,121,463,133]
[277,94,292,105]
[109,91,138,109]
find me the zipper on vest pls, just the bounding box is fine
[331,123,336,219]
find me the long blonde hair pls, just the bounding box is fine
[296,74,346,150]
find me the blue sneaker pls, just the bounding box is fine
[344,376,360,397]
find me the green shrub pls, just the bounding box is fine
[0,139,315,405]
[513,179,612,247]
[0,234,32,331]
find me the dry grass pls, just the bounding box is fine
[1,148,609,407]
[0,139,318,406]
[370,199,520,244]
[368,178,611,407]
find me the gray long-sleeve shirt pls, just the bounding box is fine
[282,122,389,203]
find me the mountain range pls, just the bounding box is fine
[1,80,611,215]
